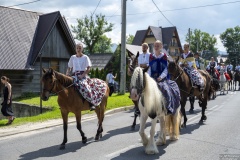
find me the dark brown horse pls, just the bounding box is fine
[168,57,212,127]
[234,70,240,90]
[41,68,109,149]
[127,52,140,130]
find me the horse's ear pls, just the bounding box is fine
[176,56,180,64]
[42,68,47,73]
[127,52,132,58]
[48,68,54,75]
[143,66,149,73]
[136,51,139,58]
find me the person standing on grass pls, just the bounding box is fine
[1,76,15,125]
[106,70,117,96]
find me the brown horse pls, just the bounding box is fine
[168,57,212,127]
[41,68,109,150]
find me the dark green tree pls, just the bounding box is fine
[126,34,134,44]
[186,29,218,60]
[72,14,114,54]
[93,35,112,53]
[220,26,240,66]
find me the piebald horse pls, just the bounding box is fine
[130,67,181,154]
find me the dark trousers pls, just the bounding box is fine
[108,83,114,96]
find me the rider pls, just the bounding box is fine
[235,64,240,73]
[226,63,233,72]
[194,52,202,69]
[208,57,218,69]
[148,40,180,114]
[179,44,204,92]
[216,63,221,71]
[66,43,97,111]
[138,43,151,69]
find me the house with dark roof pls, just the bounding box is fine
[0,6,76,96]
[132,26,183,57]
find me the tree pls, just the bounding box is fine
[185,29,218,60]
[93,35,112,53]
[220,26,240,66]
[126,34,134,44]
[72,14,114,54]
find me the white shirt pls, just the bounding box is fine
[138,52,150,66]
[68,55,92,73]
[235,65,240,71]
[106,73,115,84]
[148,53,168,79]
[208,61,218,69]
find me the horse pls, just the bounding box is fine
[127,52,140,130]
[234,70,240,90]
[219,68,228,95]
[207,66,220,99]
[41,68,109,150]
[130,67,181,154]
[168,57,212,127]
[227,68,234,91]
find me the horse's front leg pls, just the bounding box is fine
[76,113,87,144]
[180,98,187,128]
[131,100,140,130]
[189,96,195,113]
[95,104,105,141]
[60,110,69,150]
[145,118,158,154]
[199,98,207,124]
[156,116,166,145]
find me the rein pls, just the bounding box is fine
[44,79,74,95]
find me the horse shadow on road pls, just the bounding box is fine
[19,140,90,160]
[110,139,173,160]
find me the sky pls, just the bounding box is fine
[1,0,240,52]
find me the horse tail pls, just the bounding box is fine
[165,107,181,139]
[143,73,164,119]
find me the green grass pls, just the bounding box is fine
[0,93,134,127]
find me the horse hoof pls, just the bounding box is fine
[82,137,87,144]
[59,144,65,150]
[181,123,186,128]
[199,120,204,125]
[189,109,194,114]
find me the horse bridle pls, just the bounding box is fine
[43,79,74,95]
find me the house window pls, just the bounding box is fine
[50,60,59,72]
[148,43,154,53]
[149,31,153,35]
[175,49,179,56]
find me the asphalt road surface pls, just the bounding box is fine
[0,90,240,160]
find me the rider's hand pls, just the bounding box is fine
[157,77,162,82]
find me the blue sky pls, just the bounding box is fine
[1,0,240,52]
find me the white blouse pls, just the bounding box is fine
[138,52,150,66]
[68,55,92,73]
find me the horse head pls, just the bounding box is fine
[130,66,145,101]
[168,56,180,79]
[41,68,57,101]
[128,52,139,76]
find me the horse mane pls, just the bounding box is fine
[143,72,164,116]
[54,71,73,86]
[42,69,73,87]
[130,67,144,90]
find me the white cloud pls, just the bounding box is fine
[2,0,239,52]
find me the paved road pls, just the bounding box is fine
[0,91,240,160]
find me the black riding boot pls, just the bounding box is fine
[89,103,96,111]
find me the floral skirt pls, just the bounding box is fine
[73,72,107,106]
[157,80,181,115]
[184,67,204,88]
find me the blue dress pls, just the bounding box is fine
[149,54,180,114]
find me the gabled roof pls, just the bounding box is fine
[0,6,40,70]
[28,11,75,66]
[131,26,182,51]
[0,6,75,70]
[149,26,162,42]
[126,44,142,56]
[132,30,147,45]
[88,54,113,70]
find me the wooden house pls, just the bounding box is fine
[132,26,183,58]
[0,6,75,97]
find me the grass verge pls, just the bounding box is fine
[0,93,133,127]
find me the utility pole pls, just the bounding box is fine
[188,28,191,49]
[120,0,127,94]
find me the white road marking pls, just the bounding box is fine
[105,144,141,158]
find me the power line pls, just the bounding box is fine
[105,0,240,17]
[152,0,175,26]
[92,0,102,16]
[7,0,42,7]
